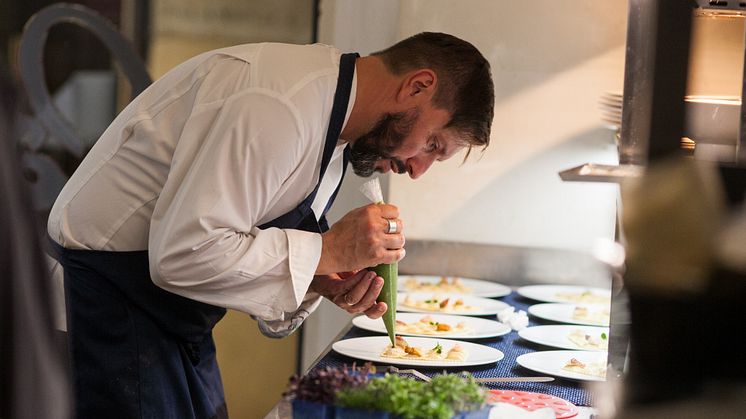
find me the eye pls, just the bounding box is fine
[426,137,439,153]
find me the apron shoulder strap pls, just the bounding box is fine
[259,52,358,231]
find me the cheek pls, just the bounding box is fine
[392,138,422,159]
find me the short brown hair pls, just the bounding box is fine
[373,32,494,154]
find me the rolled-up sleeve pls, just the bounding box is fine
[149,89,321,322]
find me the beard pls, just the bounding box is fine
[349,108,420,177]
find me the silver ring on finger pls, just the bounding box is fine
[386,218,398,234]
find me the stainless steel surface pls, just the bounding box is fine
[619,0,692,164]
[398,240,612,289]
[685,97,740,147]
[559,163,644,183]
[619,0,656,165]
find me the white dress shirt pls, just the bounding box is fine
[48,43,356,335]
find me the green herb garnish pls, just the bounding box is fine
[429,321,439,326]
[432,343,443,354]
[601,332,608,340]
[336,372,486,419]
[424,299,438,304]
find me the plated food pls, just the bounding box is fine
[396,314,471,335]
[561,357,607,379]
[352,312,511,339]
[517,285,611,305]
[398,275,511,298]
[527,303,610,326]
[381,336,467,362]
[402,295,479,313]
[332,336,504,367]
[571,305,610,325]
[566,329,608,351]
[518,325,609,351]
[397,293,510,316]
[515,350,608,382]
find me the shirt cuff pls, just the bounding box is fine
[285,228,322,309]
[256,292,323,338]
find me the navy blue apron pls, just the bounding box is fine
[50,52,358,419]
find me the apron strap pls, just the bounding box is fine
[258,52,358,231]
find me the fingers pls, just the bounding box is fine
[334,272,385,314]
[381,231,405,250]
[378,247,406,264]
[316,204,406,275]
[347,273,383,308]
[375,203,399,219]
[337,270,359,279]
[363,302,387,319]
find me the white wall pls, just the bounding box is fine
[302,0,627,370]
[391,0,624,249]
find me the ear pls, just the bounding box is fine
[397,69,437,104]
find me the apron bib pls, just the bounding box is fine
[51,52,358,419]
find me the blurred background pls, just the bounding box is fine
[3,1,745,417]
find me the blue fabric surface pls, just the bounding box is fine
[313,292,595,407]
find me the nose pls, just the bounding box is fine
[406,154,437,179]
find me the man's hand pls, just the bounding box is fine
[310,270,387,318]
[316,203,405,275]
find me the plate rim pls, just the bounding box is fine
[332,335,504,368]
[351,312,512,339]
[517,324,610,351]
[527,302,610,326]
[515,349,608,382]
[397,292,511,316]
[516,284,611,304]
[398,274,512,298]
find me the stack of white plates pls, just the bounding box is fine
[598,91,622,129]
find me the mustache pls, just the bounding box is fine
[390,158,406,174]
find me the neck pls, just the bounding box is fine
[340,56,399,143]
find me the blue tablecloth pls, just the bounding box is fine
[312,292,595,407]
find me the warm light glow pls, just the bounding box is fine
[695,10,746,18]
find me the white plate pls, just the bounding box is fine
[352,312,511,339]
[332,336,504,368]
[518,325,609,351]
[397,293,510,316]
[517,285,611,304]
[528,303,610,326]
[398,275,511,298]
[516,350,608,382]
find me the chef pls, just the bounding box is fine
[47,32,494,418]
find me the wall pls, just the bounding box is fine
[390,0,625,249]
[302,0,627,371]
